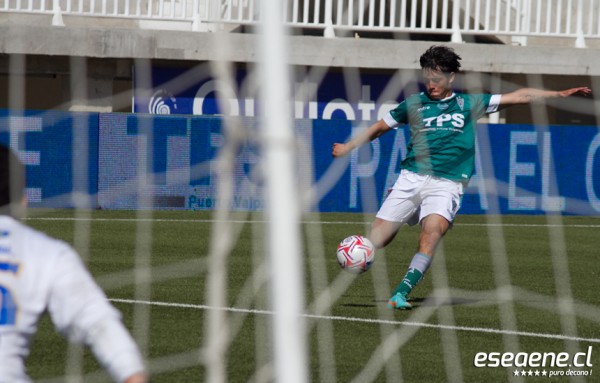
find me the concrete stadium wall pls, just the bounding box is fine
[0,23,597,124]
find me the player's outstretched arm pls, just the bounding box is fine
[498,86,591,108]
[332,119,392,158]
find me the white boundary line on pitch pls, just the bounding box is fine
[109,298,600,344]
[25,217,600,228]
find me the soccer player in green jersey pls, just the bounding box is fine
[332,45,591,309]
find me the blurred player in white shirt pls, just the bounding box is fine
[0,144,147,383]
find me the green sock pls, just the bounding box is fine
[392,252,431,297]
[393,268,424,296]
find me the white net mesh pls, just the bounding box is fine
[1,2,599,383]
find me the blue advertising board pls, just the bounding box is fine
[97,114,600,216]
[0,108,598,215]
[311,121,600,215]
[0,110,99,208]
[133,66,414,122]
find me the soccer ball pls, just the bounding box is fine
[336,235,375,274]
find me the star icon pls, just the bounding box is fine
[528,370,534,376]
[542,370,548,376]
[520,370,527,377]
[513,370,520,376]
[535,370,541,376]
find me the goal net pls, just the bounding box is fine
[1,1,599,383]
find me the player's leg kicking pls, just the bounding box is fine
[372,171,462,310]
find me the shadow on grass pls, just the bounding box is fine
[340,302,377,308]
[356,296,480,308]
[410,296,480,307]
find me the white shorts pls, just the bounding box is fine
[376,169,464,225]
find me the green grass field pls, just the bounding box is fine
[23,209,600,382]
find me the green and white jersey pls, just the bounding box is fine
[383,91,501,183]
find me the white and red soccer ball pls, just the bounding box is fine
[336,235,375,274]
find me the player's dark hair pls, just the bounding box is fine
[0,144,25,212]
[419,45,462,74]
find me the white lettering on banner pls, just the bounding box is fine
[509,131,566,212]
[190,82,398,121]
[308,101,318,119]
[357,85,375,121]
[509,131,537,210]
[9,116,42,203]
[541,132,566,211]
[357,101,375,121]
[586,133,600,212]
[323,99,356,120]
[9,117,41,166]
[193,80,240,116]
[350,127,380,208]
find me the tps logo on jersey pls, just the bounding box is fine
[423,113,465,128]
[148,89,178,115]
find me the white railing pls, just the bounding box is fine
[0,0,207,20]
[1,0,599,46]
